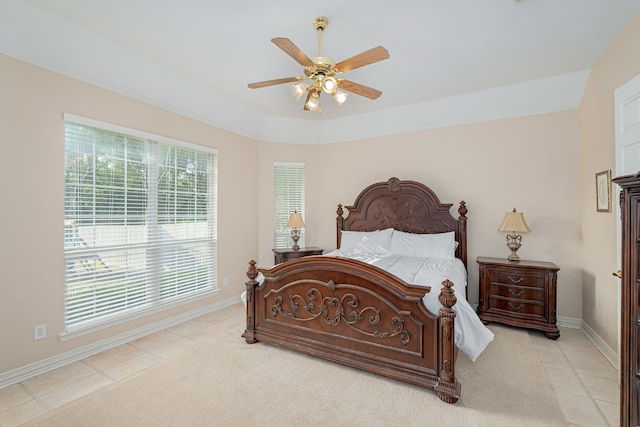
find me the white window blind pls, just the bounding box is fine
[274,162,305,249]
[64,115,217,332]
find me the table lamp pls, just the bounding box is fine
[498,208,531,262]
[286,211,305,250]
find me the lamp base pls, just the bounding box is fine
[505,233,523,262]
[291,228,301,251]
[507,252,521,262]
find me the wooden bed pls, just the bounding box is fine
[242,177,468,403]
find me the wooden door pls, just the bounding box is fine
[613,173,640,426]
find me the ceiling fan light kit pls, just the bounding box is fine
[248,16,389,113]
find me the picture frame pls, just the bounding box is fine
[596,170,612,212]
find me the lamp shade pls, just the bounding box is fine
[332,89,348,106]
[286,212,305,228]
[305,91,321,111]
[290,82,308,101]
[498,208,531,233]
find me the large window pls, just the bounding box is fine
[274,162,305,249]
[63,115,218,335]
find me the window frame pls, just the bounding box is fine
[273,162,305,250]
[62,114,218,340]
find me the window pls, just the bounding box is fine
[274,162,305,249]
[63,115,217,335]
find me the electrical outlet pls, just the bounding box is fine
[34,324,47,341]
[223,277,229,287]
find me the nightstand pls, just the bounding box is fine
[273,247,324,264]
[477,256,560,340]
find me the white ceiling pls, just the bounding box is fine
[2,0,639,144]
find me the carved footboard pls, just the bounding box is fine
[242,257,461,403]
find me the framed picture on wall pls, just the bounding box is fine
[596,170,612,212]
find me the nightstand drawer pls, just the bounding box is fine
[490,270,545,288]
[488,296,545,318]
[489,282,544,302]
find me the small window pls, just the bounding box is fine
[274,162,305,249]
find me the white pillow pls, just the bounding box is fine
[339,228,393,255]
[390,230,456,259]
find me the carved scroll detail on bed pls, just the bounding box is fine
[269,281,412,346]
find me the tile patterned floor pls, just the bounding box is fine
[529,327,619,426]
[0,304,620,426]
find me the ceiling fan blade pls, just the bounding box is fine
[272,37,315,67]
[339,79,382,100]
[335,46,389,73]
[248,77,299,89]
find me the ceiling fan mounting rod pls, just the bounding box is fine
[313,16,328,57]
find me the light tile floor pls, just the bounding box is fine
[0,304,620,426]
[529,327,619,426]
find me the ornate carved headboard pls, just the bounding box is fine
[336,177,468,268]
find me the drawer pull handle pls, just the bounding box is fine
[508,303,524,311]
[508,289,525,297]
[507,276,524,284]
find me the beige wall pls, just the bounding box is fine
[0,54,259,373]
[257,111,583,318]
[579,11,640,351]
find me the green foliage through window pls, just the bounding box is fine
[64,118,218,331]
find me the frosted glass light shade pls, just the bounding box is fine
[333,89,349,106]
[305,92,321,111]
[290,83,308,101]
[322,76,337,94]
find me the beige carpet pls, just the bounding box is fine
[26,307,566,427]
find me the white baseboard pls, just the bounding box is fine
[0,295,241,390]
[557,316,582,329]
[554,316,618,371]
[580,320,619,370]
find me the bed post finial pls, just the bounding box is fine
[458,201,467,219]
[457,201,468,269]
[336,204,344,249]
[435,279,461,403]
[246,260,258,282]
[242,260,259,344]
[438,279,457,312]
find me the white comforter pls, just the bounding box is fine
[241,252,494,361]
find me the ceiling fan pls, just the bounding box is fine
[247,17,389,113]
